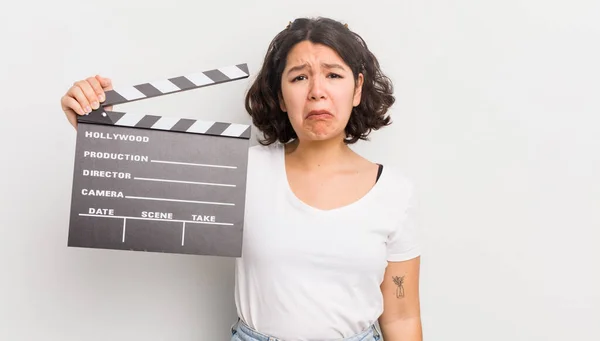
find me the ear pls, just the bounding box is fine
[353,73,364,107]
[278,91,287,112]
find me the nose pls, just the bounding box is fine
[308,76,326,100]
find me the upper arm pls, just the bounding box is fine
[380,175,422,322]
[379,256,421,323]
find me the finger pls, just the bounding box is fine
[61,95,86,116]
[68,84,92,114]
[76,80,100,110]
[67,111,78,129]
[95,75,114,111]
[86,76,106,103]
[95,75,113,91]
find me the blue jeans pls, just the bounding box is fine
[230,318,382,341]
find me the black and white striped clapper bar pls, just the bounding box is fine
[68,64,251,257]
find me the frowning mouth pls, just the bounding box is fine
[306,110,333,119]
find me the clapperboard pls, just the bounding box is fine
[68,64,251,257]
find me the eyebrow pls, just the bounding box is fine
[286,62,346,75]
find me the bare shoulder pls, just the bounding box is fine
[349,150,381,174]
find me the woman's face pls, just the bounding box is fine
[279,40,363,143]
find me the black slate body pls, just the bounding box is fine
[67,64,251,257]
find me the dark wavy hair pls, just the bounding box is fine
[244,17,395,145]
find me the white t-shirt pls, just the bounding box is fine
[234,142,420,341]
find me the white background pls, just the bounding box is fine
[1,0,598,340]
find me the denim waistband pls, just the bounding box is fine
[231,318,381,341]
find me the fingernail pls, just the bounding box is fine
[92,101,99,109]
[98,94,105,102]
[85,106,91,113]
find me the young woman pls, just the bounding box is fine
[60,17,422,341]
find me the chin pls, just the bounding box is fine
[300,130,345,142]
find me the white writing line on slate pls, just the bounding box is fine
[124,195,235,206]
[150,159,237,169]
[133,177,236,187]
[122,218,127,242]
[78,214,234,226]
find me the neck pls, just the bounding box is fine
[285,136,351,170]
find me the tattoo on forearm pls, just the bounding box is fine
[392,275,405,298]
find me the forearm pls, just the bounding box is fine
[379,316,422,341]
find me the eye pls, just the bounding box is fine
[291,75,307,82]
[328,73,343,79]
